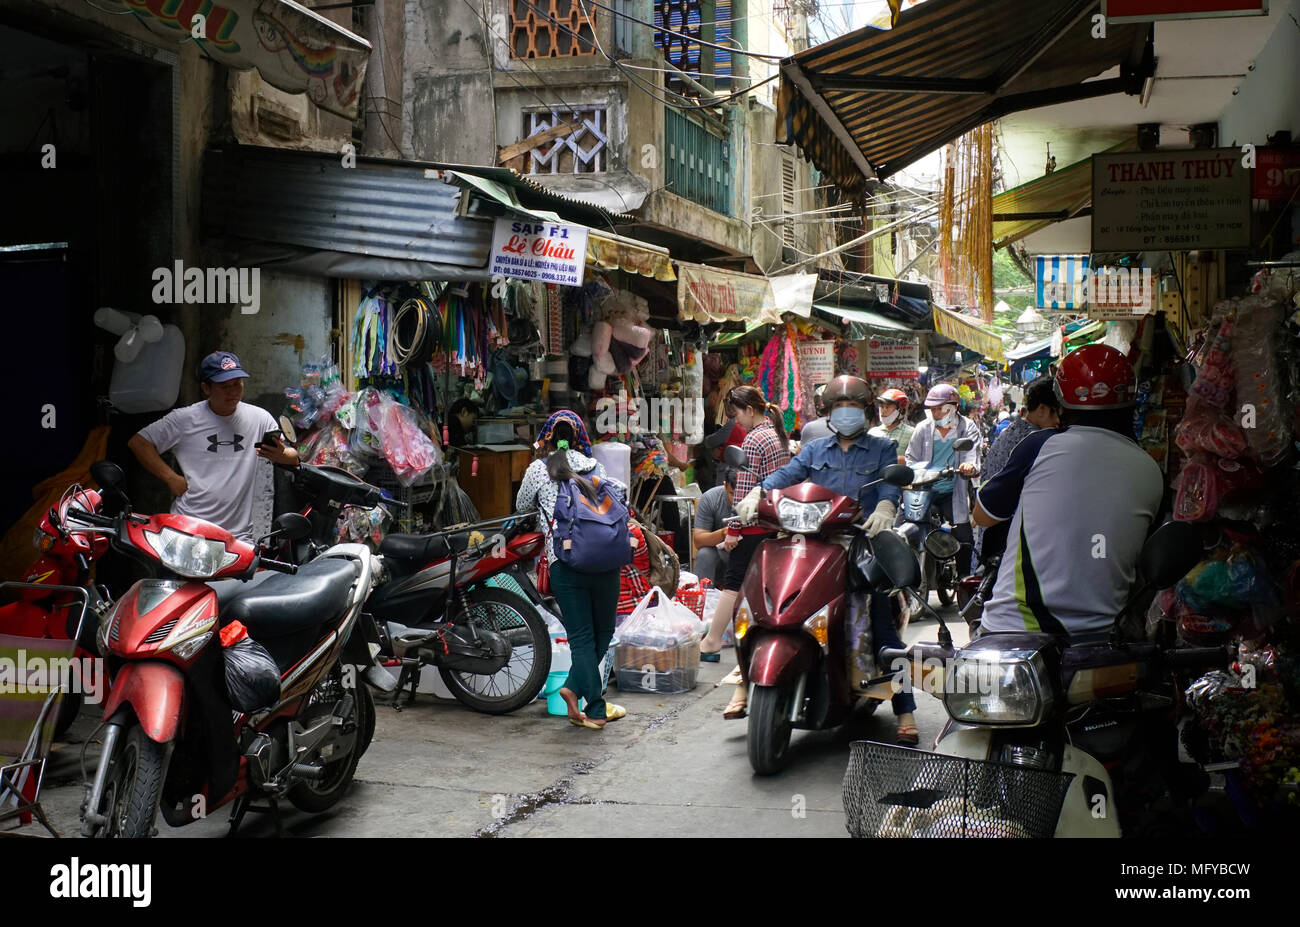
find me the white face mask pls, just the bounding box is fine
[879,409,900,426]
[934,405,957,428]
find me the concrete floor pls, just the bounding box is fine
[31,608,968,838]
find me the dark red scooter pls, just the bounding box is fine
[724,446,919,774]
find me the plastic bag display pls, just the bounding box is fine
[1230,297,1290,464]
[222,623,281,713]
[1189,313,1236,409]
[300,422,367,475]
[615,588,701,693]
[381,399,442,486]
[1173,396,1248,459]
[348,388,387,460]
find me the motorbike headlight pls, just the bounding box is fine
[802,605,830,650]
[734,597,753,641]
[923,530,962,561]
[777,499,830,534]
[943,649,1053,726]
[144,527,239,578]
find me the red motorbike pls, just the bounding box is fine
[725,446,919,774]
[75,461,380,837]
[0,485,114,738]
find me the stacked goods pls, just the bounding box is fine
[614,588,701,694]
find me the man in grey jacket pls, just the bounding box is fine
[905,383,983,577]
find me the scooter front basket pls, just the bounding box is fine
[843,741,1074,838]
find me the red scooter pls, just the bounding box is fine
[75,461,380,837]
[0,485,114,737]
[725,446,920,774]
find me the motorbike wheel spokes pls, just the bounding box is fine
[748,684,795,776]
[438,587,550,715]
[99,725,168,838]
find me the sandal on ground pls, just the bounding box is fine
[723,694,748,720]
[604,703,627,722]
[700,650,722,663]
[569,714,606,730]
[896,723,920,746]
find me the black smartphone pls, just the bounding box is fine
[255,429,283,448]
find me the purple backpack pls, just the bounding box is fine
[551,476,633,573]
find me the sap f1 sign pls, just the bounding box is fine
[1104,0,1267,22]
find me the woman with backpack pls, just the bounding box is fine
[517,410,632,730]
[698,385,792,719]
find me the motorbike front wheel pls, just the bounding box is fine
[438,587,550,715]
[94,724,169,838]
[748,684,795,775]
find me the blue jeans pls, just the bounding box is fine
[549,561,620,721]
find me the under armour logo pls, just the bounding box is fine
[206,433,245,452]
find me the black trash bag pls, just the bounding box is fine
[223,637,282,713]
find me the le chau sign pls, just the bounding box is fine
[1091,149,1250,252]
[490,219,588,287]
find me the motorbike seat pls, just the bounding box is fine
[222,558,358,639]
[379,530,474,562]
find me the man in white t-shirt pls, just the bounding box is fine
[971,345,1163,642]
[127,350,299,542]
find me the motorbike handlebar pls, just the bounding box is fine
[258,556,299,575]
[64,509,117,529]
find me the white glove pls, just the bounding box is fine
[735,487,762,524]
[864,499,897,537]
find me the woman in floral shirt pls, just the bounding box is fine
[699,386,791,718]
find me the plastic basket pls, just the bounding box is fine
[674,578,713,621]
[842,741,1075,838]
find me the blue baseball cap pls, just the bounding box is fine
[200,351,249,383]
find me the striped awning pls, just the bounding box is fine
[993,142,1135,247]
[777,0,1153,193]
[932,304,1006,363]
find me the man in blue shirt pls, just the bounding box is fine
[734,376,917,743]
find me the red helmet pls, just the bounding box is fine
[1053,344,1136,409]
[875,388,909,409]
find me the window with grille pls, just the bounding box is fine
[510,0,597,59]
[521,107,608,173]
[653,0,733,94]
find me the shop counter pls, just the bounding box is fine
[458,444,536,519]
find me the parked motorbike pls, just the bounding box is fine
[76,461,380,838]
[844,518,1231,838]
[895,437,976,608]
[0,485,114,738]
[723,445,921,775]
[279,461,552,715]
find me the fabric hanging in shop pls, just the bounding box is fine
[931,304,1007,363]
[110,0,371,119]
[677,262,817,324]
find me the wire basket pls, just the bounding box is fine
[842,742,1075,838]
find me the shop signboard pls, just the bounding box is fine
[489,218,589,287]
[798,340,836,387]
[1253,147,1300,200]
[1103,0,1267,21]
[677,263,817,324]
[865,339,919,379]
[1092,149,1250,252]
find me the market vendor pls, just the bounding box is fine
[446,396,481,448]
[691,468,737,585]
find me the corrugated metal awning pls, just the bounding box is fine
[203,145,497,280]
[777,0,1153,193]
[993,142,1135,247]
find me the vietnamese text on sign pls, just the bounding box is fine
[489,219,589,287]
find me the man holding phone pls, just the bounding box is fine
[127,350,298,542]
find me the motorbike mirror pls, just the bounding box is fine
[953,437,975,452]
[872,529,922,590]
[272,512,312,542]
[724,445,751,471]
[881,464,915,486]
[90,460,125,489]
[1140,520,1206,590]
[278,415,298,445]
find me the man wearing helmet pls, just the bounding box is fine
[971,345,1164,641]
[905,383,983,578]
[869,388,914,466]
[733,375,919,742]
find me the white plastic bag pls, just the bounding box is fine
[617,587,700,647]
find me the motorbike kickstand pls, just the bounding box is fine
[227,793,250,837]
[228,794,285,838]
[391,658,419,711]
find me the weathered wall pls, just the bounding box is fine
[404,0,497,163]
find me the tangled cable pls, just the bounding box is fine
[391,297,439,367]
